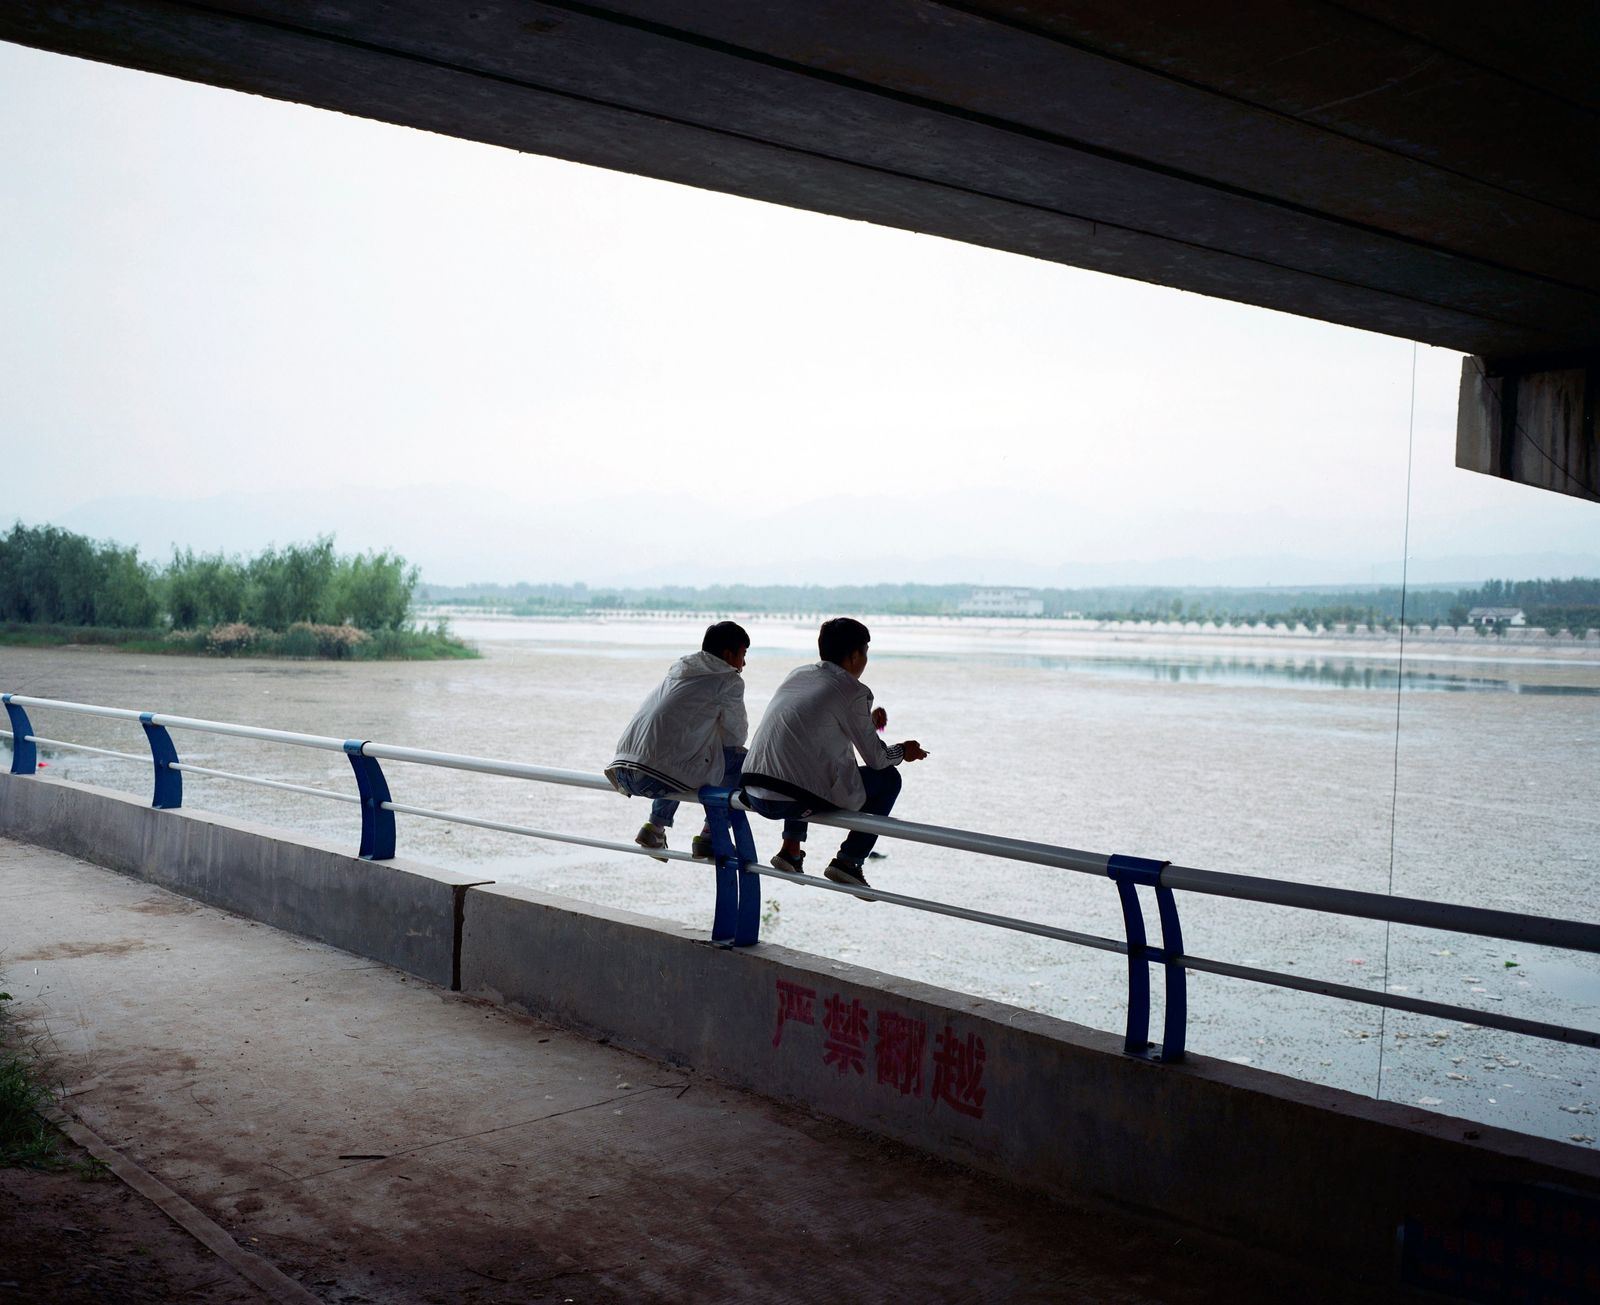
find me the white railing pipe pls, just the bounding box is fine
[358,741,614,792]
[1164,864,1600,955]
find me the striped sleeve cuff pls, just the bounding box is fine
[885,743,905,765]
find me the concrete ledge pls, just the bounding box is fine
[460,879,1600,1289]
[8,773,1599,1290]
[0,773,482,989]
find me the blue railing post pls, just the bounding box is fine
[138,712,183,809]
[344,741,396,860]
[1109,857,1152,1055]
[1154,877,1188,1063]
[699,787,761,946]
[700,786,740,945]
[731,807,760,947]
[1107,853,1186,1063]
[2,695,37,774]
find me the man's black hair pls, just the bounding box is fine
[818,617,870,666]
[702,620,750,657]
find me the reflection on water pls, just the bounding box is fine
[1528,957,1600,1007]
[1014,654,1600,695]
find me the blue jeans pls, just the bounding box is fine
[611,748,744,828]
[743,765,901,864]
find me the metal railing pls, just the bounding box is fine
[4,691,1599,1066]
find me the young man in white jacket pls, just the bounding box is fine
[607,621,750,859]
[741,617,928,895]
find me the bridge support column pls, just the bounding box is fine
[1457,353,1599,504]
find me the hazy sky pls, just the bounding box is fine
[4,41,1597,587]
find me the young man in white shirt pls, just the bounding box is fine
[741,617,928,894]
[607,620,749,859]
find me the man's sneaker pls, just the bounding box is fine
[691,833,714,860]
[824,859,878,901]
[634,822,669,862]
[770,850,806,875]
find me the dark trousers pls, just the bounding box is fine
[744,764,902,864]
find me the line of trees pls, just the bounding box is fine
[417,576,1600,635]
[0,525,418,632]
[416,580,968,616]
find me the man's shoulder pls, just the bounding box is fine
[808,662,870,713]
[775,661,823,689]
[818,660,868,695]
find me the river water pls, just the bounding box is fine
[4,617,1597,1147]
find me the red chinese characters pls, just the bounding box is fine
[773,985,991,1121]
[772,979,817,1048]
[931,1024,987,1118]
[874,1011,927,1097]
[821,993,870,1075]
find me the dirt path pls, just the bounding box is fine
[0,1142,264,1303]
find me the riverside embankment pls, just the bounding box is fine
[4,618,1597,1143]
[3,833,1419,1305]
[4,772,1599,1300]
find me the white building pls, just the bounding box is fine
[1467,606,1527,626]
[958,587,1044,617]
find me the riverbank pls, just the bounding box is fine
[0,621,478,661]
[431,607,1600,669]
[3,621,1595,1148]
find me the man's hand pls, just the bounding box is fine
[872,706,888,731]
[900,740,929,762]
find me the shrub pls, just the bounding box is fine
[283,622,370,659]
[0,988,62,1169]
[206,622,258,655]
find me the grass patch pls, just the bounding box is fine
[0,620,478,661]
[0,989,63,1170]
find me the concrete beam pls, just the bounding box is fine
[1457,355,1600,505]
[3,2,1598,359]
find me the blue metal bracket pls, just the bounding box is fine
[344,740,396,861]
[138,712,183,809]
[699,785,761,947]
[1107,853,1186,1063]
[2,695,37,775]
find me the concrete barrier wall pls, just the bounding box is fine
[0,774,481,990]
[7,773,1600,1289]
[459,880,1600,1287]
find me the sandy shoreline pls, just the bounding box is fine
[425,607,1600,668]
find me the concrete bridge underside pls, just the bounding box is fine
[4,2,1599,498]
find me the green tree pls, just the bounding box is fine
[0,523,157,628]
[94,546,159,627]
[332,550,418,630]
[164,549,249,628]
[246,538,337,630]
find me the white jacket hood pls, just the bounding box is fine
[667,650,739,681]
[610,650,748,790]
